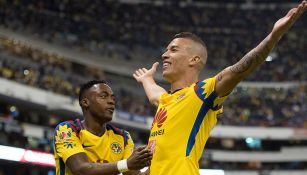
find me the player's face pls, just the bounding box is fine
[162,38,192,82]
[88,84,115,122]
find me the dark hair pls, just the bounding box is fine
[79,80,107,103]
[173,32,207,49]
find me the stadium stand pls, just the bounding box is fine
[0,0,306,175]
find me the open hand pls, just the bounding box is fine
[126,145,152,170]
[133,62,159,83]
[272,1,306,38]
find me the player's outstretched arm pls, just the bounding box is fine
[215,1,307,97]
[133,62,167,107]
[66,146,152,175]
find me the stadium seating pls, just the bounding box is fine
[0,0,306,174]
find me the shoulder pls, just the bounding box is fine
[54,119,83,137]
[193,77,218,102]
[106,124,131,146]
[194,76,216,92]
[194,77,216,89]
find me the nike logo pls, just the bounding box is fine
[82,144,95,148]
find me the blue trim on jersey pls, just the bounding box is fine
[123,131,129,147]
[186,91,217,156]
[212,104,222,111]
[59,158,65,175]
[106,124,129,146]
[194,81,207,102]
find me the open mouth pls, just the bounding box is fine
[163,61,171,70]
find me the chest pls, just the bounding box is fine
[79,132,125,163]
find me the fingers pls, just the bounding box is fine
[134,145,152,160]
[298,1,307,13]
[296,1,306,15]
[135,145,147,151]
[286,1,306,22]
[142,68,148,72]
[132,73,138,80]
[139,146,152,155]
[151,62,159,71]
[133,69,146,78]
[128,145,152,170]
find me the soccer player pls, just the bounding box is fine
[53,80,152,175]
[133,1,306,175]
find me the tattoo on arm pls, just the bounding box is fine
[217,69,226,82]
[230,37,272,75]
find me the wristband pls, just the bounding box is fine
[117,159,129,173]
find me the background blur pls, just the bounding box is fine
[0,0,306,175]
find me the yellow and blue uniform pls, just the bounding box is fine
[53,119,134,175]
[148,77,228,175]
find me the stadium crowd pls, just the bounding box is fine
[0,0,306,173]
[0,0,306,81]
[0,37,306,128]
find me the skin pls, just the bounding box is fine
[134,1,307,106]
[64,83,151,175]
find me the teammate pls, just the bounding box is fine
[133,2,306,175]
[53,80,151,175]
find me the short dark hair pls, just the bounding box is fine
[79,80,107,103]
[173,32,207,50]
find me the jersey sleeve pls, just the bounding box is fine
[53,122,85,162]
[122,130,135,159]
[194,76,228,114]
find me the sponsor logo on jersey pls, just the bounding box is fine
[152,108,167,129]
[82,144,95,148]
[64,142,76,149]
[150,129,165,137]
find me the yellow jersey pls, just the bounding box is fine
[53,119,134,175]
[148,77,227,175]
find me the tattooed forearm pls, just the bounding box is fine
[230,37,273,75]
[217,69,226,82]
[229,55,254,74]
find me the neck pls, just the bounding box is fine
[82,114,106,137]
[170,73,198,93]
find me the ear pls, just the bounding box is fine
[80,98,90,108]
[188,56,201,66]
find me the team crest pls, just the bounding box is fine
[110,142,122,154]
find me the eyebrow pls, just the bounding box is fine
[166,45,180,51]
[98,91,114,96]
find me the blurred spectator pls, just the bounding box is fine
[0,0,305,81]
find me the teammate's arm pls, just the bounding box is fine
[215,1,306,97]
[133,62,167,107]
[66,146,152,175]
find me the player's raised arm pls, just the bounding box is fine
[215,1,306,97]
[133,62,167,107]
